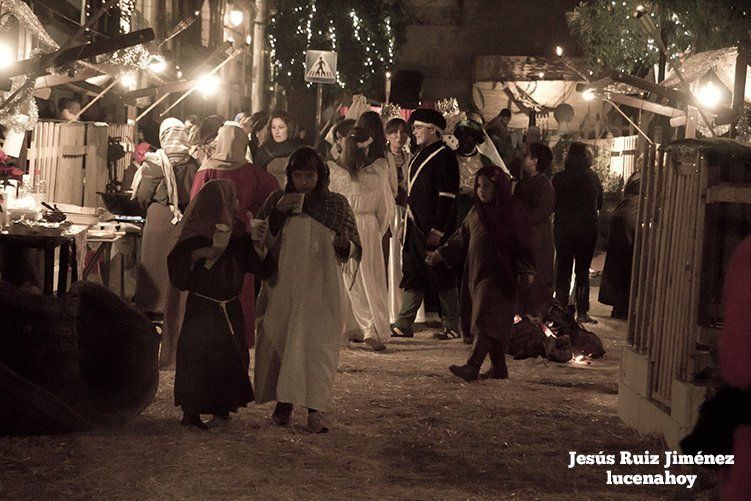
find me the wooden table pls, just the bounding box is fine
[83,233,126,299]
[0,228,83,296]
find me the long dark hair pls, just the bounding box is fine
[564,141,592,171]
[356,111,386,164]
[284,146,328,193]
[340,126,371,178]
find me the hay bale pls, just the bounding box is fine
[71,281,160,422]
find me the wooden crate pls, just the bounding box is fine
[27,121,137,208]
[628,139,751,406]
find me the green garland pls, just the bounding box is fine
[268,0,407,96]
[567,0,751,75]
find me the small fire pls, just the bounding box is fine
[570,354,593,365]
[542,323,556,338]
[513,315,522,324]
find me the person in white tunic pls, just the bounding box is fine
[254,147,362,434]
[328,126,395,351]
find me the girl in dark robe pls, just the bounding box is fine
[427,165,536,382]
[168,179,263,429]
[598,170,641,319]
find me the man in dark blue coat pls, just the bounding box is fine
[391,109,462,340]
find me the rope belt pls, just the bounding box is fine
[190,292,240,337]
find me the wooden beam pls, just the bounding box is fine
[0,29,155,80]
[120,80,195,104]
[706,183,751,204]
[606,92,685,119]
[731,40,750,137]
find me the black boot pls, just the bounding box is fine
[575,284,597,324]
[181,411,209,430]
[480,338,509,380]
[450,335,491,382]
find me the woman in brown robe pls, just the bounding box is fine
[427,165,535,382]
[168,179,264,429]
[514,142,555,318]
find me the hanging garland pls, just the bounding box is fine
[268,0,406,96]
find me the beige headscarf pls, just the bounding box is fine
[199,123,248,171]
[131,117,190,224]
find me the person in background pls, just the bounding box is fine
[248,111,270,160]
[515,142,555,319]
[427,165,535,382]
[598,169,641,319]
[552,142,602,324]
[254,110,305,187]
[132,118,199,367]
[486,108,514,166]
[326,119,356,163]
[384,117,413,325]
[57,97,81,121]
[168,179,262,429]
[189,115,225,165]
[254,147,361,433]
[390,108,461,341]
[328,126,394,351]
[184,114,199,144]
[718,235,751,500]
[191,123,280,350]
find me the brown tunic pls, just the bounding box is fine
[438,208,533,340]
[514,173,555,316]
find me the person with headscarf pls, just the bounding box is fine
[328,126,395,351]
[132,117,199,367]
[254,110,305,187]
[254,147,361,434]
[189,115,225,165]
[168,179,264,429]
[598,170,641,319]
[191,123,280,349]
[515,142,556,319]
[426,165,536,382]
[553,142,603,324]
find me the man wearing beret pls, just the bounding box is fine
[391,108,461,340]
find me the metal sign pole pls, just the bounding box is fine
[316,83,323,132]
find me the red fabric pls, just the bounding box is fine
[191,164,280,347]
[719,235,751,500]
[473,165,535,295]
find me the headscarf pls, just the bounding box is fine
[256,147,362,265]
[130,117,190,224]
[199,123,248,171]
[176,179,238,246]
[473,165,535,294]
[255,136,305,170]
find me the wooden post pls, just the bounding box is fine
[731,41,750,138]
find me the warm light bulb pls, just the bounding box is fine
[120,73,137,89]
[555,46,563,57]
[385,71,391,79]
[196,74,221,97]
[149,56,166,73]
[229,10,244,27]
[582,89,596,101]
[0,43,16,69]
[696,81,722,108]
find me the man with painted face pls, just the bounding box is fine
[454,119,501,226]
[390,108,461,340]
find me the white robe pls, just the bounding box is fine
[254,214,347,412]
[328,159,394,343]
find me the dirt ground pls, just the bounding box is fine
[0,286,719,500]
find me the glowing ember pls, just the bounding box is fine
[542,323,556,338]
[513,315,522,324]
[570,354,593,365]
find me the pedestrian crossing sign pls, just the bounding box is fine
[305,50,338,84]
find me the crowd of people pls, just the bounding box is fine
[131,103,612,433]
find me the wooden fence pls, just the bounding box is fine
[628,139,751,406]
[27,121,136,207]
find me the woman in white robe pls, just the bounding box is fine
[254,147,361,434]
[328,125,395,351]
